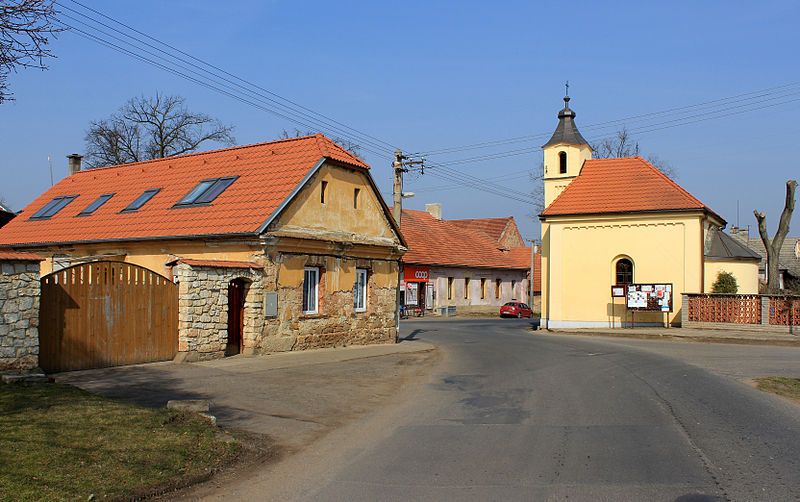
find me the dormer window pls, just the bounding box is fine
[30,195,77,220]
[175,176,238,207]
[122,189,160,212]
[559,151,567,174]
[78,194,114,216]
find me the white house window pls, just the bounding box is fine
[354,268,368,312]
[303,267,320,314]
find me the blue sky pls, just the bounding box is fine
[1,0,799,241]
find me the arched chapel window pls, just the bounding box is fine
[616,258,634,285]
[559,151,567,174]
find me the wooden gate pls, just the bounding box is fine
[39,261,178,373]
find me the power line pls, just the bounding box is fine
[55,1,398,158]
[56,6,540,205]
[416,81,800,156]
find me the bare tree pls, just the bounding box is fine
[0,0,61,103]
[529,166,544,214]
[591,127,677,179]
[279,128,362,158]
[84,94,236,167]
[754,180,798,293]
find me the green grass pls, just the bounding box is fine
[754,377,800,403]
[0,382,241,501]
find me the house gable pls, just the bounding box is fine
[267,162,403,248]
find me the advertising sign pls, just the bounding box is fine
[405,282,419,305]
[403,266,430,283]
[625,283,673,312]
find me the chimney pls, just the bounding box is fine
[730,225,750,243]
[67,154,83,176]
[425,203,442,220]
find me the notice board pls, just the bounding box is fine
[624,283,673,312]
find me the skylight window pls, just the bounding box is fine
[175,176,238,207]
[122,189,160,212]
[78,194,114,216]
[30,195,77,220]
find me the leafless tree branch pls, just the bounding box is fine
[590,127,677,179]
[84,93,236,167]
[0,0,61,103]
[754,179,797,293]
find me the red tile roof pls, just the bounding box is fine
[0,134,369,247]
[401,209,532,271]
[541,157,723,222]
[448,217,514,244]
[0,251,43,261]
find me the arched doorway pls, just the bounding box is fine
[226,278,248,356]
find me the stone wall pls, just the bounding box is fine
[173,263,265,361]
[0,259,41,371]
[172,254,399,360]
[258,254,398,353]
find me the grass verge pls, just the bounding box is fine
[0,382,243,501]
[754,377,800,403]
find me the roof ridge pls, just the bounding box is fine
[74,134,324,174]
[450,216,513,222]
[312,134,368,168]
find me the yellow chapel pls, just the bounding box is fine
[539,96,760,328]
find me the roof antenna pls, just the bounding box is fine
[47,155,54,187]
[736,199,740,229]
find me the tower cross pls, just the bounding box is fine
[565,80,570,97]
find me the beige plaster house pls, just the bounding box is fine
[0,134,406,371]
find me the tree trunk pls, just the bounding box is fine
[754,180,797,293]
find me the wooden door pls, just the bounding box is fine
[39,261,178,373]
[226,279,245,356]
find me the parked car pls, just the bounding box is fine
[500,302,533,318]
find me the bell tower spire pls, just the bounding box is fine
[541,90,592,208]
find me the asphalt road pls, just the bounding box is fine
[272,319,800,502]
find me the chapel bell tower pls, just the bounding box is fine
[542,92,592,208]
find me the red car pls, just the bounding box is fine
[500,302,533,318]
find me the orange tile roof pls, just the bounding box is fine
[0,250,44,261]
[0,134,369,247]
[448,217,513,243]
[541,157,724,222]
[401,209,531,271]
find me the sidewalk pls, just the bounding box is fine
[547,327,800,346]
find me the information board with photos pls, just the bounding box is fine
[624,283,673,312]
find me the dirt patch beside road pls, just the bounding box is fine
[56,342,438,498]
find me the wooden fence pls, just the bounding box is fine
[39,261,178,373]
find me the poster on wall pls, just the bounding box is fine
[406,282,418,305]
[624,283,673,312]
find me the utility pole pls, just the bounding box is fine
[392,149,425,343]
[392,149,425,226]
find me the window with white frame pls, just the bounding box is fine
[303,267,320,314]
[354,268,368,312]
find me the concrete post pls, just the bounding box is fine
[761,296,770,326]
[681,294,689,326]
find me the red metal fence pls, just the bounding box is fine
[686,294,800,327]
[769,296,800,326]
[686,294,761,324]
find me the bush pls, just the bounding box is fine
[712,271,738,294]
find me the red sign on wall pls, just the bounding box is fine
[403,266,430,282]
